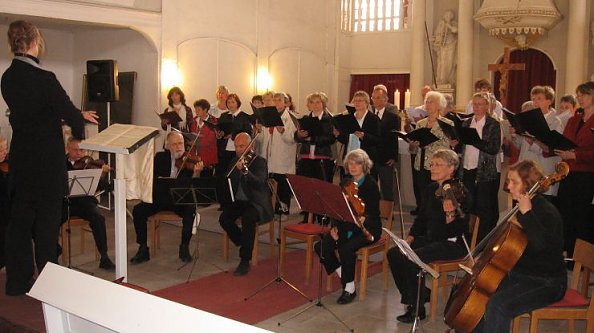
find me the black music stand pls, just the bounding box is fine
[278,174,356,332]
[383,228,439,333]
[65,169,103,273]
[157,176,222,281]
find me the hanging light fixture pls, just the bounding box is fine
[474,0,562,49]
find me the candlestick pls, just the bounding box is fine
[404,89,411,110]
[394,89,401,110]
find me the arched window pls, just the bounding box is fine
[341,0,410,32]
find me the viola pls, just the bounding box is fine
[444,161,570,333]
[435,178,466,219]
[342,181,374,242]
[72,156,106,170]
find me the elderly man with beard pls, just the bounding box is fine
[130,132,204,264]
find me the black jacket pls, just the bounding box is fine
[1,58,85,199]
[372,106,400,164]
[294,111,336,159]
[227,155,273,223]
[340,175,382,241]
[336,112,381,164]
[151,151,194,206]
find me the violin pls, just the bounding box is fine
[72,156,106,170]
[342,181,374,242]
[175,152,202,172]
[435,178,466,219]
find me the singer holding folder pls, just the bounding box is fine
[314,149,381,304]
[387,149,471,323]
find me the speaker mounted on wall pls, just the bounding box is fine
[86,59,119,103]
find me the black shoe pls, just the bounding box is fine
[179,243,192,263]
[233,260,251,276]
[336,290,357,304]
[396,305,426,323]
[99,257,115,271]
[130,245,150,264]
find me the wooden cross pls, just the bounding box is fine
[488,47,526,107]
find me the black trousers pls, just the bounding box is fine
[314,226,374,285]
[5,191,62,295]
[297,158,334,183]
[219,200,259,261]
[463,169,500,242]
[557,171,594,258]
[62,196,108,257]
[387,237,465,306]
[132,202,195,246]
[376,163,395,201]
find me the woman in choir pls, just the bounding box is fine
[333,90,381,178]
[557,94,577,129]
[409,91,455,209]
[161,86,194,132]
[554,81,594,262]
[314,149,381,304]
[388,149,471,323]
[209,85,229,118]
[190,99,218,177]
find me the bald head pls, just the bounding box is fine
[234,132,251,157]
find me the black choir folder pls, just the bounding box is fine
[394,128,439,148]
[299,116,324,137]
[517,108,576,150]
[333,113,359,135]
[250,105,284,127]
[157,110,183,124]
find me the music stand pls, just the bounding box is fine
[278,174,356,332]
[65,169,103,272]
[383,228,439,333]
[157,176,222,281]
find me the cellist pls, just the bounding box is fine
[471,160,566,333]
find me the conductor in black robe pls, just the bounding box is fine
[1,20,98,296]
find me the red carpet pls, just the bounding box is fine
[0,272,45,333]
[154,249,382,325]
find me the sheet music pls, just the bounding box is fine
[383,227,439,279]
[80,123,159,154]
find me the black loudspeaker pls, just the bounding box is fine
[86,60,119,103]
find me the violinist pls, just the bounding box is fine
[131,131,204,264]
[387,149,471,323]
[0,137,9,270]
[471,160,566,333]
[314,149,381,304]
[63,137,115,270]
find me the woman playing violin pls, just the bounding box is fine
[388,149,471,323]
[471,160,566,333]
[313,148,381,305]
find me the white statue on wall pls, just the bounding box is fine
[432,10,458,88]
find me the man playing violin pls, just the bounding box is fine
[219,132,272,276]
[63,137,115,270]
[387,149,471,323]
[314,148,381,304]
[130,131,204,264]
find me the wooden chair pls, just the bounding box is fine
[279,212,329,285]
[59,216,97,265]
[327,200,395,300]
[511,238,594,333]
[428,214,480,320]
[222,179,277,265]
[147,211,182,256]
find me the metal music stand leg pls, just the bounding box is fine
[277,230,354,333]
[244,212,311,302]
[410,269,427,333]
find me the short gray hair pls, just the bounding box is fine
[344,149,373,174]
[425,91,447,110]
[432,149,459,171]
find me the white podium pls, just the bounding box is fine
[28,263,271,333]
[80,124,159,280]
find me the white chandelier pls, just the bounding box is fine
[474,0,562,49]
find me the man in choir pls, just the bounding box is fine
[2,20,99,296]
[130,132,204,264]
[63,137,115,270]
[209,85,229,118]
[255,92,297,218]
[452,92,501,241]
[219,132,273,276]
[371,84,400,201]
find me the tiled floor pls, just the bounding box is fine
[59,197,586,333]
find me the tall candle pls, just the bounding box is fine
[404,89,411,110]
[394,89,401,110]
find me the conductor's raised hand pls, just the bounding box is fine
[82,110,99,124]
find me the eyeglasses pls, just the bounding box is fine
[429,162,448,168]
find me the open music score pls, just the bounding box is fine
[80,123,159,154]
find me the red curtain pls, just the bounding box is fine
[350,74,410,109]
[493,48,556,114]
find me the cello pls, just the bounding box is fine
[444,161,569,333]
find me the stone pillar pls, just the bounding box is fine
[409,0,426,106]
[455,0,474,109]
[565,0,588,94]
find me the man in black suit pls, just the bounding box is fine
[1,20,98,296]
[63,137,115,270]
[130,132,204,264]
[371,84,400,201]
[219,132,273,276]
